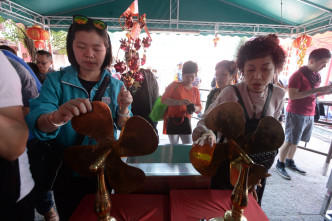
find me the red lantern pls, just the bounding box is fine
[26,25,50,48]
[292,34,313,48]
[34,40,45,48]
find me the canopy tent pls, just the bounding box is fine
[0,0,332,37]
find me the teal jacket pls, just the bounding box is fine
[26,66,131,148]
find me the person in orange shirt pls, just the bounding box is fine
[161,61,202,144]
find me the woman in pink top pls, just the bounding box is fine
[193,34,286,206]
[161,61,202,144]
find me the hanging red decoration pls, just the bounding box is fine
[26,25,50,48]
[213,33,220,47]
[292,34,314,68]
[292,34,313,48]
[34,40,45,49]
[134,38,141,51]
[116,0,153,92]
[142,37,152,48]
[114,60,127,74]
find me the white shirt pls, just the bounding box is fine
[0,51,34,201]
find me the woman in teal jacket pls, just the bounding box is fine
[26,15,133,220]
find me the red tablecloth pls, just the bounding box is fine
[69,194,169,221]
[170,190,269,221]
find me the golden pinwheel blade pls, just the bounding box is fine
[205,102,245,140]
[114,116,158,157]
[244,116,285,154]
[105,153,145,193]
[190,143,228,177]
[71,101,115,143]
[230,157,267,188]
[64,145,107,177]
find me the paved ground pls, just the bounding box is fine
[262,124,332,221]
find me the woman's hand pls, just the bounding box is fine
[117,86,133,110]
[179,99,191,106]
[54,98,92,124]
[38,98,92,132]
[194,105,201,113]
[194,131,216,147]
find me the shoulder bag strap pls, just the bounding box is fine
[261,83,273,118]
[92,75,110,101]
[231,85,250,120]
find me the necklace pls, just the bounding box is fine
[247,86,268,118]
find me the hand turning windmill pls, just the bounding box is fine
[64,101,158,220]
[190,102,284,221]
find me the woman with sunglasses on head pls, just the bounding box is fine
[192,34,286,206]
[26,15,133,220]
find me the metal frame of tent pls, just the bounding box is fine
[0,0,332,37]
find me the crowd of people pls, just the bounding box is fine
[1,14,332,221]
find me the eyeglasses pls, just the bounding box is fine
[73,15,107,30]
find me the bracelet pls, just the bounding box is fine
[117,109,130,118]
[46,111,67,127]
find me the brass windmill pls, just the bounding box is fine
[190,102,284,221]
[64,101,158,221]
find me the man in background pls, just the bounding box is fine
[276,48,332,180]
[35,50,54,84]
[174,62,183,82]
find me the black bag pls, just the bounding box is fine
[166,116,192,134]
[0,158,20,205]
[27,139,63,191]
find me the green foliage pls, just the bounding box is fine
[0,18,25,44]
[50,30,67,55]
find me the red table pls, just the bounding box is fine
[170,190,269,221]
[69,194,169,221]
[70,190,268,221]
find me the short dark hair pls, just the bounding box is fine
[309,48,331,61]
[215,60,238,76]
[0,45,16,55]
[182,61,198,75]
[66,16,112,71]
[36,50,52,60]
[236,34,286,73]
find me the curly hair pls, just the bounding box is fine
[236,34,286,73]
[215,60,238,76]
[66,17,112,71]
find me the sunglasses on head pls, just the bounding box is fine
[73,15,107,30]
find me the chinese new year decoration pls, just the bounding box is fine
[213,33,220,47]
[292,34,313,68]
[114,0,152,94]
[26,25,50,49]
